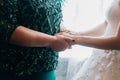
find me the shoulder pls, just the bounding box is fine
[0,0,18,4]
[0,0,18,8]
[0,0,19,15]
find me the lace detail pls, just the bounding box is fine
[0,0,62,77]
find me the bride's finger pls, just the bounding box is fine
[61,33,75,38]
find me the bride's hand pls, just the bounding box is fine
[55,32,77,45]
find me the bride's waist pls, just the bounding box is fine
[103,22,118,36]
[93,49,120,57]
[93,48,120,53]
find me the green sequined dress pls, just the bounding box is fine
[0,0,62,79]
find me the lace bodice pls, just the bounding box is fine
[72,1,120,80]
[104,0,120,36]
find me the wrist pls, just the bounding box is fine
[73,36,82,44]
[36,33,57,47]
[47,36,57,47]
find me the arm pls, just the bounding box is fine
[59,22,120,50]
[79,21,108,37]
[74,36,119,50]
[0,0,72,51]
[10,26,56,47]
[10,26,73,51]
[73,23,120,50]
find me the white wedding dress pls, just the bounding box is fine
[72,0,120,80]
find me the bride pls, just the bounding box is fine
[59,0,120,80]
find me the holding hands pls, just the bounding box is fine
[50,29,77,52]
[49,34,74,52]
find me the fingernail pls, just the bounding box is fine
[72,40,75,42]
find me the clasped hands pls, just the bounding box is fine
[49,30,77,52]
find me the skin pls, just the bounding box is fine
[10,26,73,52]
[77,21,108,37]
[59,21,120,50]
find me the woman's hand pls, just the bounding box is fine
[55,31,77,45]
[49,34,74,52]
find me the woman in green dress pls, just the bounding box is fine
[0,0,73,80]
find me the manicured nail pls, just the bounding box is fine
[72,40,75,42]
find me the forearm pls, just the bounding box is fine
[79,21,107,37]
[75,36,120,50]
[10,26,55,47]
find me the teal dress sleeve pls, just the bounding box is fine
[0,0,62,79]
[0,0,20,42]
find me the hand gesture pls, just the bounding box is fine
[49,34,74,52]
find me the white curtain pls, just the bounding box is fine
[59,0,109,80]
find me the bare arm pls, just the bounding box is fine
[10,26,55,47]
[73,23,120,50]
[59,22,120,50]
[0,0,72,51]
[74,36,120,50]
[10,26,73,51]
[79,21,108,37]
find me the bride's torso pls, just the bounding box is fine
[90,0,120,79]
[74,1,120,80]
[104,0,120,36]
